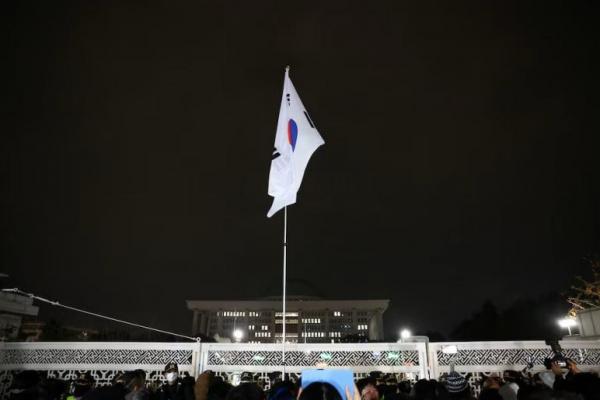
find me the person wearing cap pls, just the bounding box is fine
[83,371,134,400]
[444,372,475,400]
[157,362,194,400]
[66,372,95,400]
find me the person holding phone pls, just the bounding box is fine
[299,370,360,400]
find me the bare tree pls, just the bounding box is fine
[567,258,600,316]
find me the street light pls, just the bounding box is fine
[397,329,430,379]
[557,318,577,336]
[233,329,244,342]
[400,329,412,341]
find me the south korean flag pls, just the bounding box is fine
[267,67,324,218]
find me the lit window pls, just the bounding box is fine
[262,325,268,331]
[275,312,299,317]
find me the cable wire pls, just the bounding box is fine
[1,288,199,342]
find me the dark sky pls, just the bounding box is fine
[4,1,600,340]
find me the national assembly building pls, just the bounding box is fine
[186,296,389,343]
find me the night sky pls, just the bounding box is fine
[5,1,599,340]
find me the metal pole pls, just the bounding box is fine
[281,66,291,380]
[282,206,288,379]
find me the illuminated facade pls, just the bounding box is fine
[186,297,389,343]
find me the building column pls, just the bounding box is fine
[368,310,384,341]
[324,310,330,343]
[205,313,212,337]
[192,310,199,336]
[199,313,208,336]
[375,310,384,340]
[217,311,223,336]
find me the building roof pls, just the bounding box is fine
[186,298,389,311]
[0,292,39,316]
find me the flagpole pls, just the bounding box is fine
[281,205,287,379]
[281,64,290,381]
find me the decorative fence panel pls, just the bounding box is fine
[1,340,600,399]
[0,342,198,399]
[429,340,600,395]
[199,342,427,388]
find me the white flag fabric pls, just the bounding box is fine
[267,69,324,217]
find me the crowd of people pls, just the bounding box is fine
[6,360,600,400]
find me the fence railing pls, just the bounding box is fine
[1,340,600,398]
[428,340,600,394]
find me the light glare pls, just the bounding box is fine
[400,329,412,339]
[557,318,577,328]
[233,329,244,340]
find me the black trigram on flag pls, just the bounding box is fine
[272,147,281,160]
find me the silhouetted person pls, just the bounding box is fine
[299,382,342,400]
[83,371,134,400]
[225,383,265,400]
[551,360,600,400]
[67,372,95,400]
[356,378,379,400]
[8,371,41,400]
[444,373,475,400]
[268,380,297,400]
[157,362,194,400]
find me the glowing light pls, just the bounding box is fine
[558,318,577,328]
[400,329,412,340]
[233,329,244,341]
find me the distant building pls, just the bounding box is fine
[0,292,39,340]
[576,307,600,338]
[186,296,389,343]
[20,320,99,342]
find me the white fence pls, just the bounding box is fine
[1,340,600,398]
[429,340,600,392]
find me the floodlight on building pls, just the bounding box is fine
[233,329,244,342]
[557,318,577,336]
[558,318,576,328]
